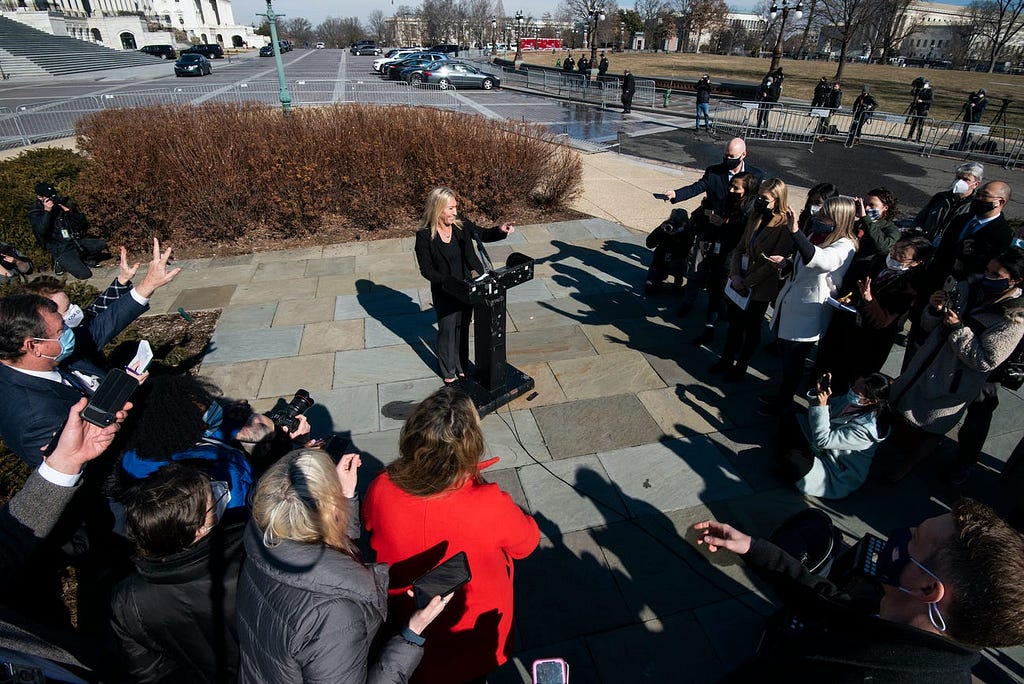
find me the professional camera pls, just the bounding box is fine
[265,389,314,432]
[52,195,70,207]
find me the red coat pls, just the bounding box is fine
[363,472,539,683]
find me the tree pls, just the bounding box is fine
[866,0,919,63]
[367,10,387,43]
[255,19,271,37]
[970,0,1024,72]
[821,0,874,81]
[687,0,728,52]
[794,0,820,58]
[284,17,314,47]
[634,0,667,49]
[316,17,364,48]
[946,20,977,67]
[421,0,461,44]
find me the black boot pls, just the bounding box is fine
[691,325,714,347]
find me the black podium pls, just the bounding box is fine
[441,253,536,416]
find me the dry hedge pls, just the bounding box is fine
[74,103,583,248]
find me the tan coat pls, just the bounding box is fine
[729,212,795,302]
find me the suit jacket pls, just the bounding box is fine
[622,73,635,96]
[0,292,148,465]
[672,162,766,213]
[729,212,794,302]
[0,469,79,583]
[929,212,1012,290]
[414,217,507,314]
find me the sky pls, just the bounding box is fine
[230,0,969,31]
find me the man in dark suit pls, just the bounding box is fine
[0,239,180,466]
[621,68,635,113]
[929,180,1012,286]
[660,137,765,213]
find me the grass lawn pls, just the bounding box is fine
[518,51,1024,128]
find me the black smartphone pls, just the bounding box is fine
[322,434,353,464]
[81,368,139,427]
[652,192,669,201]
[817,373,831,394]
[412,551,472,609]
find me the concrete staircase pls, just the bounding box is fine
[0,15,163,78]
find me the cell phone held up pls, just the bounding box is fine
[81,368,139,427]
[652,192,670,201]
[533,658,569,684]
[412,551,471,609]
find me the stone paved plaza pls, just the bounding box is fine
[81,203,1024,682]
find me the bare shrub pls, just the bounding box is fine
[74,103,582,249]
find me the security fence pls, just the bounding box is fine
[704,101,1023,167]
[0,80,461,150]
[499,66,656,110]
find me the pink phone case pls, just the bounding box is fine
[532,658,568,684]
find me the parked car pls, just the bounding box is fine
[315,41,326,49]
[421,61,500,89]
[387,56,445,80]
[429,44,461,54]
[184,43,224,59]
[174,53,212,77]
[259,44,275,57]
[276,40,293,53]
[140,44,176,60]
[373,49,418,72]
[351,44,382,56]
[382,53,447,78]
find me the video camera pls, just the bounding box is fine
[264,389,314,432]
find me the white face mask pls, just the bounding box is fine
[809,204,821,216]
[952,179,970,196]
[885,255,910,272]
[63,304,84,329]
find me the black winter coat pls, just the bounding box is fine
[109,518,247,684]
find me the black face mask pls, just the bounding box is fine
[753,197,771,214]
[971,198,998,216]
[723,156,742,170]
[981,277,1010,294]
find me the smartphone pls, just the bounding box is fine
[412,551,471,609]
[817,373,831,394]
[850,532,887,580]
[942,275,960,312]
[81,368,139,427]
[652,192,670,201]
[533,658,569,684]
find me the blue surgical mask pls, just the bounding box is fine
[202,400,224,437]
[35,326,75,362]
[865,208,881,221]
[885,255,910,272]
[1013,237,1024,250]
[875,527,947,632]
[846,390,864,406]
[210,480,231,523]
[809,204,822,216]
[63,304,84,329]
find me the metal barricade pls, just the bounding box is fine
[343,79,412,106]
[14,97,101,143]
[0,106,29,150]
[99,90,175,109]
[407,82,461,109]
[711,100,818,148]
[921,118,1021,167]
[634,78,656,108]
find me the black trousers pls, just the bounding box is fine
[53,238,107,280]
[955,382,1000,468]
[621,92,634,112]
[436,303,472,380]
[775,339,816,404]
[721,299,771,364]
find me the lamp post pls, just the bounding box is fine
[257,0,292,113]
[768,0,803,71]
[505,23,511,55]
[588,6,605,64]
[514,10,524,61]
[490,15,496,56]
[619,21,626,51]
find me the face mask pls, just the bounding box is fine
[203,400,224,436]
[62,304,84,329]
[981,277,1010,293]
[723,156,742,170]
[885,255,910,272]
[1012,237,1024,250]
[875,528,948,631]
[809,204,822,216]
[865,208,881,221]
[811,219,834,234]
[951,179,970,196]
[36,326,75,362]
[846,390,864,406]
[210,480,231,524]
[971,198,998,216]
[753,197,771,214]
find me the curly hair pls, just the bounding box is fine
[388,386,485,497]
[123,374,221,461]
[865,187,899,221]
[935,498,1024,647]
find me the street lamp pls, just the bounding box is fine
[619,21,626,51]
[490,15,496,55]
[769,0,803,71]
[505,23,512,54]
[514,10,524,61]
[257,0,292,113]
[588,6,605,64]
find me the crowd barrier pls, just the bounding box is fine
[0,80,461,150]
[499,66,655,110]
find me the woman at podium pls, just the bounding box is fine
[414,187,514,384]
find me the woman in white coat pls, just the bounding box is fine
[758,196,859,416]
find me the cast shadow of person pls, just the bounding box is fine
[509,464,769,680]
[354,278,440,377]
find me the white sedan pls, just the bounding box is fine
[372,49,418,72]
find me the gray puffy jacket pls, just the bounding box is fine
[236,502,422,684]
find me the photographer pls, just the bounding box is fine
[695,73,712,131]
[0,241,32,284]
[643,208,691,293]
[694,498,1024,682]
[28,182,108,280]
[906,79,932,143]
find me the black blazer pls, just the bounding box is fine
[671,162,765,213]
[931,212,1012,285]
[414,217,508,312]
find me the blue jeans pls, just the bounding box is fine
[696,103,710,129]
